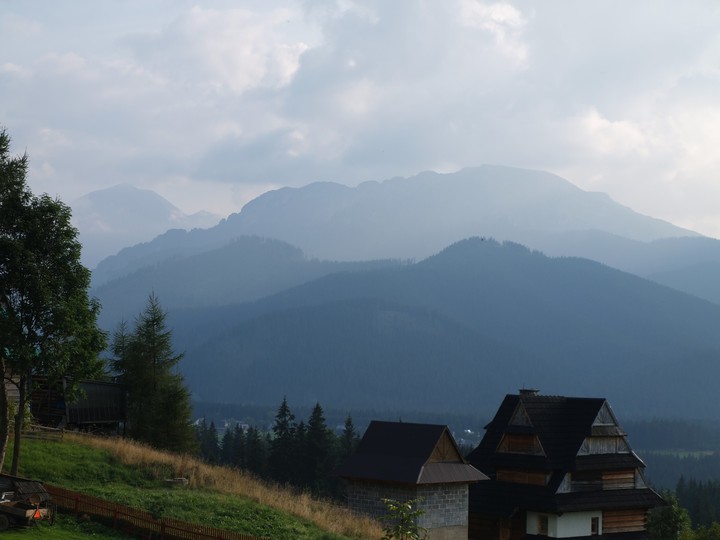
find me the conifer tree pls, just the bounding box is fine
[232,424,246,468]
[339,414,359,459]
[269,396,296,483]
[111,293,195,453]
[220,425,236,465]
[306,402,333,494]
[245,426,268,476]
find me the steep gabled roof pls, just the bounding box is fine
[469,393,624,471]
[467,391,664,520]
[336,420,487,485]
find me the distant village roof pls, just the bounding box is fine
[336,420,487,485]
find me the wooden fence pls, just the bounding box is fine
[46,484,270,540]
[22,425,64,441]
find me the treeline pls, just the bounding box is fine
[195,397,359,498]
[678,477,720,529]
[626,419,720,452]
[642,452,720,491]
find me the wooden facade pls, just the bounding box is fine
[30,378,126,432]
[467,390,664,539]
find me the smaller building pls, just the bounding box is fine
[30,378,126,433]
[336,420,487,540]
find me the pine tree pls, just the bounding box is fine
[245,426,268,476]
[306,402,333,495]
[269,396,296,484]
[339,414,359,459]
[111,293,195,453]
[220,425,236,465]
[232,424,246,468]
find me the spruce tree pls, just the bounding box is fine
[111,293,195,453]
[220,425,236,465]
[306,402,333,495]
[269,396,296,484]
[245,426,268,476]
[232,424,246,468]
[339,414,359,459]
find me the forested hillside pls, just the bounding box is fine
[159,238,720,419]
[93,236,400,328]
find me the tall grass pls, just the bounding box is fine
[66,433,381,539]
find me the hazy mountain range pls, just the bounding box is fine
[91,165,699,286]
[86,165,720,419]
[168,238,720,419]
[71,184,221,267]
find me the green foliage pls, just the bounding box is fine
[339,415,359,460]
[380,498,427,540]
[677,476,720,528]
[305,403,334,495]
[197,418,221,464]
[269,396,297,484]
[693,523,720,540]
[201,398,356,498]
[110,293,196,453]
[0,126,106,474]
[648,491,692,540]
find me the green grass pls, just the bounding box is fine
[6,438,348,540]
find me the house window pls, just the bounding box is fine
[591,517,599,535]
[538,514,549,535]
[498,434,543,455]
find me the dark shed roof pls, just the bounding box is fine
[336,420,487,485]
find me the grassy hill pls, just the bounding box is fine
[5,434,380,539]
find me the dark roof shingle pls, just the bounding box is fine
[336,420,487,485]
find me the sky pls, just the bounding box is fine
[2,1,720,237]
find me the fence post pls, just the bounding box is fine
[160,521,165,540]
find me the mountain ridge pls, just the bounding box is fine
[166,238,720,419]
[91,165,697,287]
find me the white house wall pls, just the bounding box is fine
[527,511,602,538]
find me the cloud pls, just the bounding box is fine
[125,6,310,95]
[4,1,720,237]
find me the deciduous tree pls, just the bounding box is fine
[0,127,106,473]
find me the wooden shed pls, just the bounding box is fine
[336,420,487,540]
[30,378,126,433]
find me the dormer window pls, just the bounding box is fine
[497,433,544,455]
[510,403,532,426]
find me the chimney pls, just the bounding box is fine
[519,388,539,397]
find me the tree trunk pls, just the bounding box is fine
[0,359,9,472]
[10,374,26,475]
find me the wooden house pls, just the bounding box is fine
[30,378,126,433]
[336,420,487,540]
[467,389,664,539]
